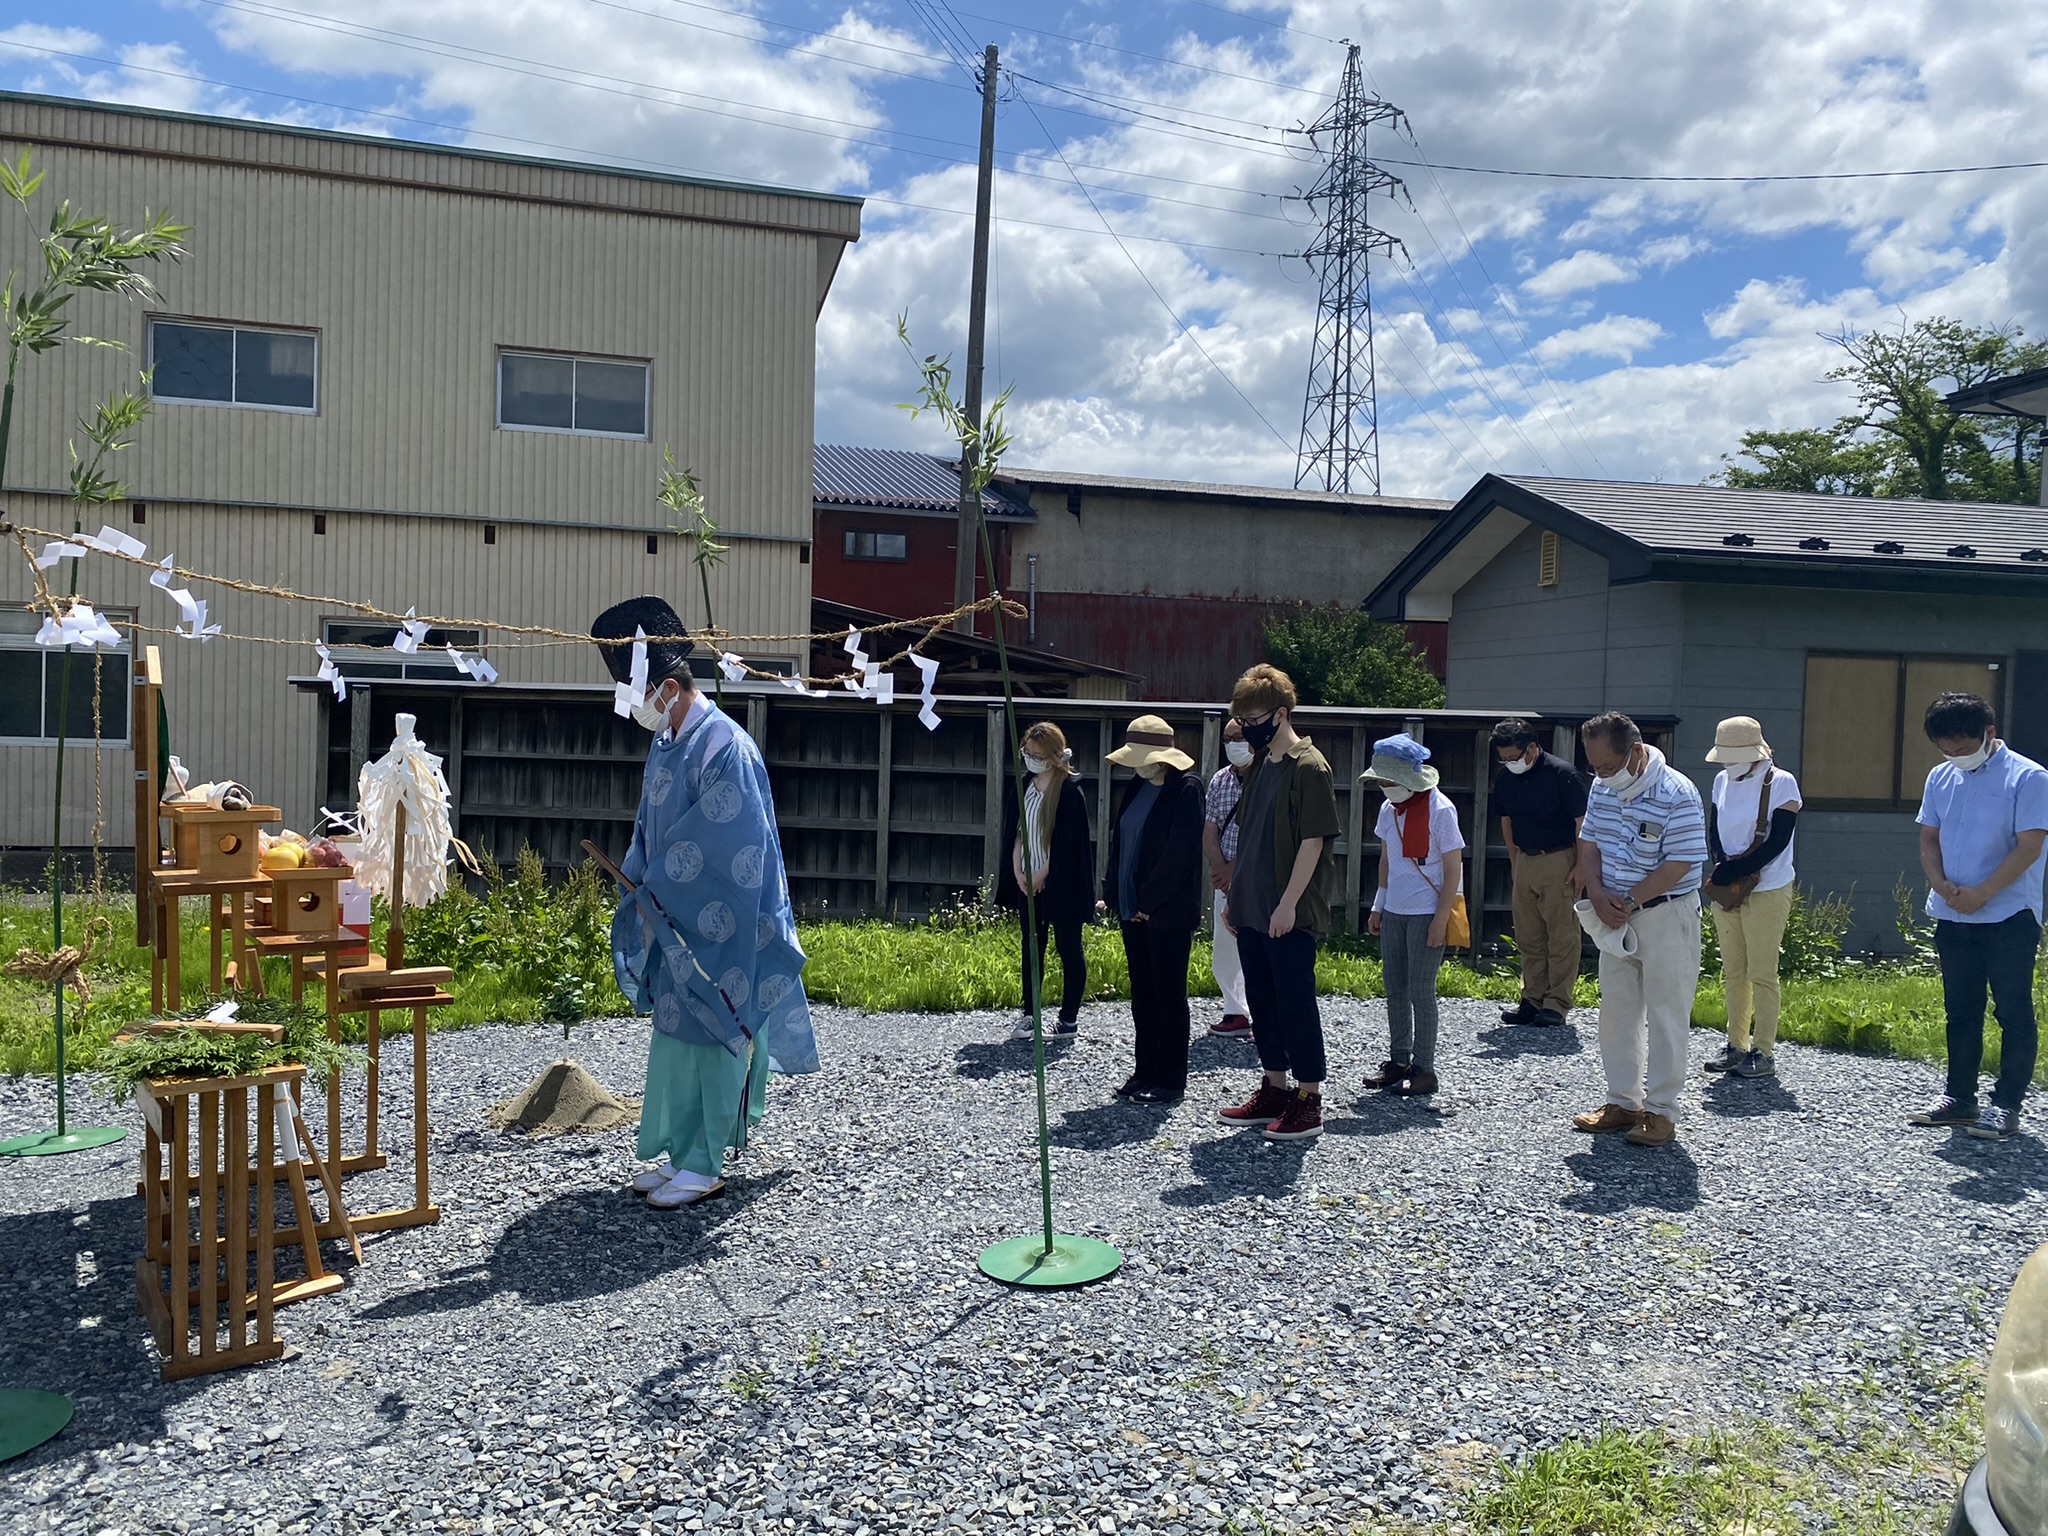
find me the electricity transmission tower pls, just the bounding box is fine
[1294,44,1406,496]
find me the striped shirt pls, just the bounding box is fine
[1204,766,1245,862]
[1581,749,1708,898]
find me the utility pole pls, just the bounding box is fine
[953,43,998,634]
[1294,43,1405,496]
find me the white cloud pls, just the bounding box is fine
[8,0,2045,500]
[1523,250,1639,299]
[1534,315,1666,363]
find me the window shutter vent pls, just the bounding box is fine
[1537,530,1560,588]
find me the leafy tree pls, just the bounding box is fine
[1262,603,1445,709]
[1718,316,2045,502]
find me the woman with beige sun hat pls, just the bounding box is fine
[1103,715,1206,1102]
[1702,715,1802,1081]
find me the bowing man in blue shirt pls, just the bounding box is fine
[1908,691,2048,1143]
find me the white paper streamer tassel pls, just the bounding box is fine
[315,642,349,701]
[613,628,649,717]
[34,540,88,570]
[391,607,431,655]
[911,653,941,731]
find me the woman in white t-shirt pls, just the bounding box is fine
[1361,734,1466,1097]
[1703,716,1802,1080]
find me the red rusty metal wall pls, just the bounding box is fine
[1028,591,1278,701]
[1406,621,1449,679]
[811,509,1010,628]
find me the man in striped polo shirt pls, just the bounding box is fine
[1572,711,1708,1148]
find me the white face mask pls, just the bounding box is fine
[1022,754,1050,776]
[1947,739,1993,773]
[1732,755,1767,779]
[632,684,674,733]
[1224,740,1254,768]
[1138,762,1167,783]
[1502,755,1533,776]
[1597,757,1642,799]
[1382,784,1414,804]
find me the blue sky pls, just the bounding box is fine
[5,1,2044,498]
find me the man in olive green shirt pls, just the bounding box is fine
[1219,663,1341,1142]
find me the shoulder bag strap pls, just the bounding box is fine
[1752,765,1776,843]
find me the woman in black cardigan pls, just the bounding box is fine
[1103,714,1206,1103]
[996,722,1097,1039]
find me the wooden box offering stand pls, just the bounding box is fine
[261,864,357,937]
[132,1022,362,1381]
[166,804,283,882]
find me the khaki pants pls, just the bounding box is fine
[1597,897,1702,1123]
[1711,881,1793,1053]
[1512,848,1581,1016]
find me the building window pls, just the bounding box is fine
[497,351,648,438]
[0,611,132,744]
[1538,530,1560,587]
[843,529,909,562]
[1801,652,2003,808]
[150,321,318,411]
[321,620,484,682]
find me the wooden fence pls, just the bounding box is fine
[316,680,1585,943]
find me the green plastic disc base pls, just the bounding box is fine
[0,1126,127,1158]
[978,1234,1123,1289]
[0,1389,73,1463]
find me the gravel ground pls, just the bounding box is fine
[3,997,2044,1536]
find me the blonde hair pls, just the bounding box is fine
[1021,722,1075,850]
[1232,663,1297,716]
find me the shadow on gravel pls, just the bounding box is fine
[1324,1096,1448,1138]
[1932,1134,2048,1205]
[0,1196,214,1465]
[357,1171,790,1321]
[1560,1137,1701,1213]
[1699,1074,1802,1119]
[1159,1133,1309,1206]
[1051,1100,1175,1151]
[1471,1024,1584,1060]
[953,1039,1078,1081]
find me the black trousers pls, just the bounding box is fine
[1023,915,1087,1023]
[1123,920,1193,1093]
[1935,912,2041,1110]
[1238,927,1326,1083]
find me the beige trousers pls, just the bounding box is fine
[1711,881,1793,1053]
[1596,897,1702,1123]
[1512,848,1582,1016]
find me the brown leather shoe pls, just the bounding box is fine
[1624,1113,1676,1147]
[1571,1104,1645,1135]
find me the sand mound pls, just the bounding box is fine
[488,1059,639,1136]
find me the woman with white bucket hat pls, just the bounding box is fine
[1702,716,1802,1081]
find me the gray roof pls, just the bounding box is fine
[1508,476,2048,570]
[1367,473,2048,619]
[812,445,1033,518]
[1947,365,2048,420]
[997,464,1449,516]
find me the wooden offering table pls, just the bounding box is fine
[147,804,284,1012]
[321,960,453,1234]
[133,1044,360,1380]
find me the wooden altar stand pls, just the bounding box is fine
[133,1041,361,1380]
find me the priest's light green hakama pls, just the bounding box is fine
[637,1030,771,1179]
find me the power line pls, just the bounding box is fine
[167,4,1300,223]
[1009,70,1293,140]
[573,0,971,91]
[0,43,1300,258]
[1376,154,2048,183]
[1170,0,1344,46]
[948,7,1330,97]
[1006,78,1302,161]
[1012,93,1296,452]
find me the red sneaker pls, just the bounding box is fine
[1209,1014,1253,1040]
[1261,1089,1324,1142]
[1218,1081,1292,1126]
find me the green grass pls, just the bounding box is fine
[0,885,2034,1090]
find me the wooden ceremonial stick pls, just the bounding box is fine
[580,840,747,1034]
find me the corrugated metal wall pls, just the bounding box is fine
[0,490,804,846]
[0,96,855,852]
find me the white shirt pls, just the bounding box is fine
[1375,790,1466,916]
[1711,762,1799,893]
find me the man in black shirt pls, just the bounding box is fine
[1491,718,1588,1027]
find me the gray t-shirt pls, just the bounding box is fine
[1229,762,1284,933]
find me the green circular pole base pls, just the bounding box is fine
[0,1126,126,1158]
[978,1234,1122,1289]
[0,1389,73,1463]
